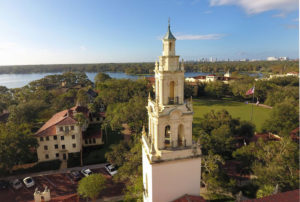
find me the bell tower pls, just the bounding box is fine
[142,21,201,202]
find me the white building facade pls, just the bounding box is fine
[142,22,201,202]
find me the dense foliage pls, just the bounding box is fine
[77,174,107,201]
[0,123,38,172]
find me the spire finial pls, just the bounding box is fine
[168,17,170,28]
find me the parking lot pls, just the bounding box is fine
[0,167,125,202]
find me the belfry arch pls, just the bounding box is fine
[165,125,171,148]
[178,124,184,146]
[170,81,175,98]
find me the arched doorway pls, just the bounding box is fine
[165,125,171,148]
[178,124,184,146]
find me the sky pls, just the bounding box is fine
[0,0,298,65]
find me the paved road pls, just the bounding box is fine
[0,163,107,181]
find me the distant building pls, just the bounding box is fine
[279,57,289,61]
[267,56,278,61]
[34,106,104,162]
[185,71,236,84]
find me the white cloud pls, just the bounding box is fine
[209,0,298,14]
[176,34,225,40]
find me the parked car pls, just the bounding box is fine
[0,180,9,190]
[23,177,35,188]
[10,179,22,190]
[81,168,93,177]
[70,170,81,181]
[105,164,118,176]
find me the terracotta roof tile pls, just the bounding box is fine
[245,189,299,202]
[35,106,90,137]
[173,194,207,202]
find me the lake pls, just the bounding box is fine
[0,72,205,89]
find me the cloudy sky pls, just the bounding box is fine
[0,0,298,65]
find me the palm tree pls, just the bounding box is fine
[75,112,87,167]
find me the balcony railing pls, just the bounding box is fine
[168,96,179,105]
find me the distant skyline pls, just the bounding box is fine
[0,0,298,65]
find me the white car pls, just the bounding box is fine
[10,179,22,190]
[81,168,93,177]
[23,177,35,188]
[105,164,118,176]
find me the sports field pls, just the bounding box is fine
[192,98,272,132]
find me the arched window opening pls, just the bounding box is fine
[178,124,184,147]
[169,42,172,51]
[170,81,175,98]
[165,125,171,148]
[169,81,175,104]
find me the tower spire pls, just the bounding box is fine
[164,18,176,40]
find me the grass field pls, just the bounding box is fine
[192,98,272,133]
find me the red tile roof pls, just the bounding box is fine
[245,189,299,202]
[35,106,89,137]
[173,194,207,202]
[250,133,281,142]
[193,75,206,79]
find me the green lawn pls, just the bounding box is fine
[193,98,272,133]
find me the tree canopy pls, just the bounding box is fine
[77,173,107,201]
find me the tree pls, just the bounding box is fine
[204,81,228,98]
[0,123,38,173]
[76,89,89,106]
[77,174,106,202]
[233,138,299,192]
[201,152,235,195]
[262,98,299,136]
[256,185,275,198]
[75,112,88,166]
[105,140,131,167]
[94,72,111,84]
[113,139,143,201]
[198,110,255,159]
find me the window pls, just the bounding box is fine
[56,153,59,158]
[89,139,92,144]
[62,145,65,149]
[85,139,88,144]
[45,154,49,159]
[44,146,48,150]
[53,135,57,140]
[72,143,76,148]
[40,137,44,141]
[65,126,69,132]
[71,126,74,130]
[59,127,63,132]
[93,138,96,144]
[54,144,58,149]
[61,136,64,140]
[46,136,49,141]
[72,135,75,139]
[169,42,172,51]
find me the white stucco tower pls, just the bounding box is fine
[142,21,201,202]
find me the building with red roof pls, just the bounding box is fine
[34,105,104,162]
